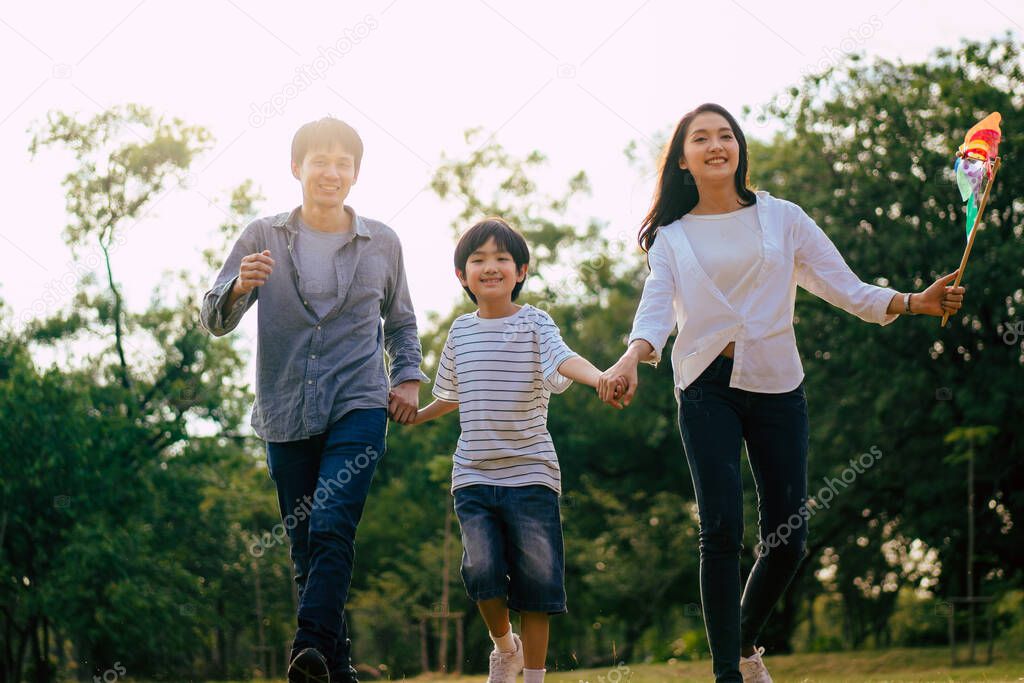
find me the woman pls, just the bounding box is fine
[597,103,964,682]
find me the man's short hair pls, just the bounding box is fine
[291,117,364,172]
[454,217,530,303]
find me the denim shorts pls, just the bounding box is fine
[452,484,567,614]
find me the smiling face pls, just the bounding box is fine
[457,236,528,305]
[291,143,358,210]
[678,111,740,186]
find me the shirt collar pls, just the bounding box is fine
[272,205,371,239]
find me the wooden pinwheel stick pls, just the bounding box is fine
[941,156,1002,328]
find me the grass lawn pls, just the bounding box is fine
[406,645,1023,683]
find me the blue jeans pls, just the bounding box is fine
[453,484,567,614]
[677,355,809,683]
[266,408,387,677]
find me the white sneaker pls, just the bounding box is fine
[487,633,524,683]
[740,646,773,683]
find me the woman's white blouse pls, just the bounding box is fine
[679,205,763,306]
[628,190,900,394]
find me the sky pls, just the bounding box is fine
[0,0,1017,354]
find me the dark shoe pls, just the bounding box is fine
[331,662,358,683]
[331,638,358,683]
[288,647,330,683]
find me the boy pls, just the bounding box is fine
[200,117,425,683]
[412,218,622,682]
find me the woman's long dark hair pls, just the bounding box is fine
[639,103,757,252]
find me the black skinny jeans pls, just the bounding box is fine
[677,354,810,682]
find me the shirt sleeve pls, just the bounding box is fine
[431,326,459,402]
[793,207,899,326]
[199,221,261,337]
[535,310,578,394]
[627,233,678,365]
[382,237,430,385]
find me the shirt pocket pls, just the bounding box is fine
[351,258,387,317]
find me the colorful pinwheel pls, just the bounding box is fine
[942,112,1003,327]
[953,112,1002,238]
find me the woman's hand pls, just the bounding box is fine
[598,353,640,409]
[914,269,966,317]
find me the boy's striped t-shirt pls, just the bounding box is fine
[432,304,577,494]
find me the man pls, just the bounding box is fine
[200,117,424,683]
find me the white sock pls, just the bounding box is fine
[490,625,515,653]
[524,668,546,683]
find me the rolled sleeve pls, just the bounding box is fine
[382,240,428,386]
[627,235,678,365]
[200,223,260,336]
[794,209,900,326]
[873,287,901,326]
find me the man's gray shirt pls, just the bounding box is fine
[200,205,427,442]
[294,217,348,319]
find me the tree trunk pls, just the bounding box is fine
[215,597,228,679]
[14,616,34,683]
[99,239,132,397]
[254,561,266,678]
[438,504,452,672]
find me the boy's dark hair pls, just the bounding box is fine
[454,218,530,304]
[291,117,364,173]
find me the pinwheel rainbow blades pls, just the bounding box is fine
[941,112,1003,328]
[953,112,1001,239]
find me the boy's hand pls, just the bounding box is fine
[388,380,420,425]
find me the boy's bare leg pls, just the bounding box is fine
[478,597,515,647]
[519,612,549,669]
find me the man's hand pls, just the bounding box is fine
[222,250,274,318]
[236,250,275,294]
[388,380,420,425]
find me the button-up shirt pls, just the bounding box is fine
[629,191,900,394]
[200,205,427,442]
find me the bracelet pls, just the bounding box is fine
[904,293,914,315]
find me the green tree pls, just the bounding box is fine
[1,106,290,682]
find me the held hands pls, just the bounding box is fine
[597,354,640,410]
[388,380,420,425]
[236,250,275,294]
[915,269,966,317]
